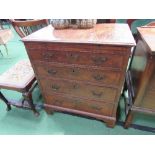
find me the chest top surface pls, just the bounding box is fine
[138,27,155,54]
[22,24,135,46]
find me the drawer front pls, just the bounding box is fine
[28,49,124,69]
[44,94,113,116]
[34,62,122,87]
[40,78,117,103]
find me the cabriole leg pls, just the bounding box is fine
[0,91,11,111]
[22,92,39,117]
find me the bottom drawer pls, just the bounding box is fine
[44,94,114,116]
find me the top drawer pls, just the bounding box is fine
[27,49,125,69]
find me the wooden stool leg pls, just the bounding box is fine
[124,110,134,128]
[22,92,39,117]
[0,91,11,111]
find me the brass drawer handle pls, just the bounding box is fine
[92,91,103,97]
[48,69,57,75]
[92,56,107,65]
[91,105,102,111]
[93,74,104,81]
[72,83,79,89]
[43,53,54,59]
[51,84,60,91]
[71,68,80,75]
[67,53,79,60]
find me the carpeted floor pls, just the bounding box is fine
[0,20,155,135]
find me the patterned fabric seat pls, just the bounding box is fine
[0,59,35,90]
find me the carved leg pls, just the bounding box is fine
[106,120,116,128]
[124,110,134,128]
[0,91,11,111]
[22,92,39,117]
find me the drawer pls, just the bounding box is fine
[44,94,114,116]
[28,49,124,69]
[39,78,117,103]
[34,62,122,87]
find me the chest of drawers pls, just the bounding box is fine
[125,26,155,128]
[22,24,135,128]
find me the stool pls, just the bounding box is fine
[0,59,39,116]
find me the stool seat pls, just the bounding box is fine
[0,59,35,90]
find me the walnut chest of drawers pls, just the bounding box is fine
[125,26,155,128]
[22,24,135,128]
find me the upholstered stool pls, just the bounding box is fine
[0,59,39,116]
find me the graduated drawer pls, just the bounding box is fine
[39,78,117,103]
[44,94,113,116]
[34,62,122,87]
[28,49,124,69]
